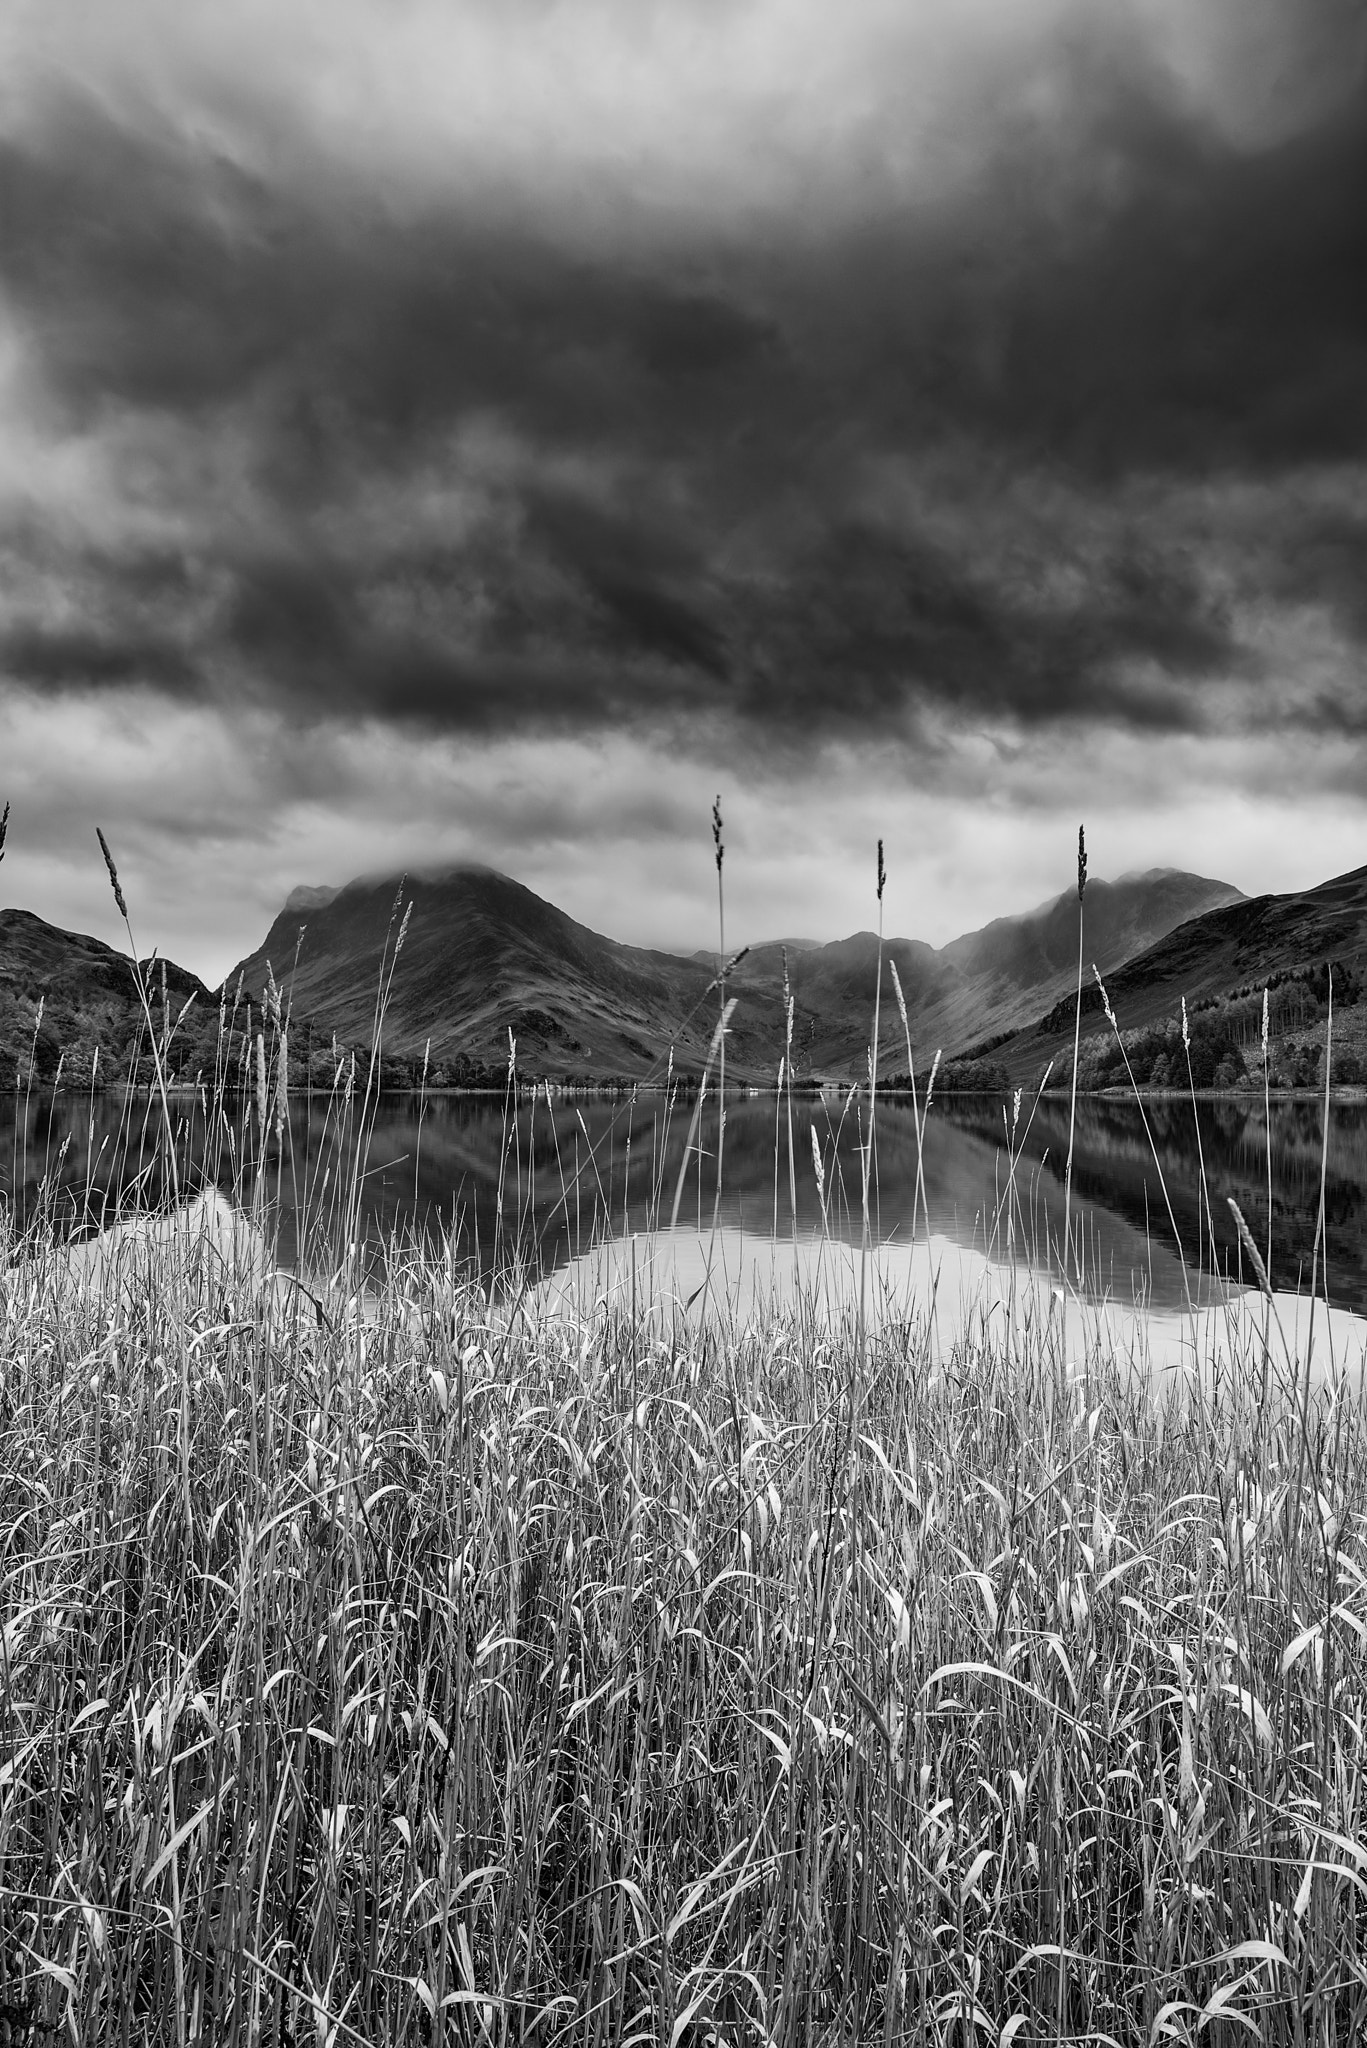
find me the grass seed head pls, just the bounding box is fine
[889,958,909,1034]
[1228,1197,1273,1298]
[877,838,885,903]
[1077,823,1087,901]
[96,827,128,919]
[255,1031,267,1139]
[0,799,9,864]
[275,1029,289,1138]
[712,794,724,873]
[714,945,750,991]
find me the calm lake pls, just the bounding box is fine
[3,1085,1365,1315]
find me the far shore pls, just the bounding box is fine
[7,1079,1366,1104]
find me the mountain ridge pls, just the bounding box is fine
[971,862,1367,1090]
[219,860,1246,1082]
[13,857,1333,1089]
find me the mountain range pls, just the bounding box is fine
[222,861,1243,1083]
[8,853,1367,1089]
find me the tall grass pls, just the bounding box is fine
[713,796,727,1229]
[96,828,185,1208]
[1062,824,1087,1290]
[856,841,886,1374]
[5,1189,1367,2043]
[3,819,1367,2044]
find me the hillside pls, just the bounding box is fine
[972,863,1367,1091]
[940,869,1244,1003]
[0,909,211,1085]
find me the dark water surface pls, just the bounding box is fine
[2,1086,1364,1312]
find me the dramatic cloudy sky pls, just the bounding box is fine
[0,0,1364,980]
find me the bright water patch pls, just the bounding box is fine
[536,1225,1367,1390]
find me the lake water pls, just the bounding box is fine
[4,1085,1366,1317]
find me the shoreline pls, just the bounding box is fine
[7,1080,1366,1102]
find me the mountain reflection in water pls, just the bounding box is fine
[3,1088,1365,1313]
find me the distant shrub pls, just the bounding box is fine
[935,1058,1011,1096]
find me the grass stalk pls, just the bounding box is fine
[1178,996,1220,1302]
[888,960,935,1250]
[1094,964,1196,1327]
[1063,824,1086,1288]
[857,841,886,1373]
[712,796,727,1232]
[783,951,798,1237]
[95,828,180,1209]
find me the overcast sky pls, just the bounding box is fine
[1,0,1364,982]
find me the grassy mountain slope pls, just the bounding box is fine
[0,909,210,1084]
[981,863,1367,1088]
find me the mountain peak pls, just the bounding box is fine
[283,864,513,920]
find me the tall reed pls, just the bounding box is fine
[1094,964,1196,1326]
[712,795,727,1228]
[95,827,182,1206]
[856,841,885,1369]
[1062,823,1086,1286]
[1176,996,1223,1300]
[889,959,936,1249]
[783,950,797,1235]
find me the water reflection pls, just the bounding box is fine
[535,1226,1367,1391]
[2,1086,1366,1313]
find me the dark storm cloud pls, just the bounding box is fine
[868,53,1367,478]
[1264,503,1367,643]
[0,621,191,689]
[0,10,1364,753]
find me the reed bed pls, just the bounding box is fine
[3,820,1366,2044]
[1,1204,1366,2045]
